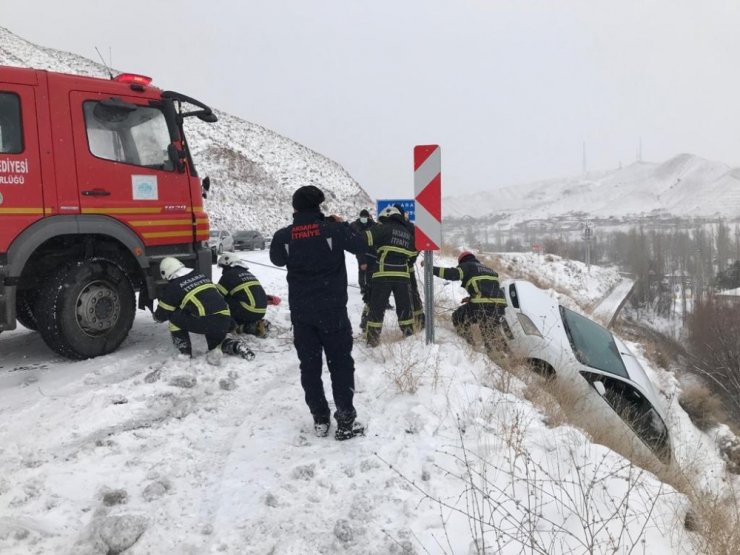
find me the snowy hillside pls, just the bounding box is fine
[0,26,372,235]
[445,154,740,224]
[1,252,722,554]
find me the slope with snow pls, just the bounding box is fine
[0,26,372,236]
[445,154,740,225]
[0,251,731,554]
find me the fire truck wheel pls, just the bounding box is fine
[35,260,135,359]
[15,289,38,331]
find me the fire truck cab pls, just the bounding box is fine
[0,66,215,359]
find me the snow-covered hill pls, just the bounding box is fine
[445,153,740,224]
[0,26,372,235]
[0,252,715,554]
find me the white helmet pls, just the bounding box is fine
[379,205,401,220]
[160,257,185,280]
[217,252,245,268]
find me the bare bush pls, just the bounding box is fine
[378,424,673,554]
[678,382,726,432]
[687,296,740,421]
[375,339,441,394]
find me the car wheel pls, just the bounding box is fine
[15,289,38,331]
[35,260,135,359]
[259,242,265,250]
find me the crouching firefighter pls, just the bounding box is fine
[431,250,508,355]
[153,257,255,366]
[216,252,281,338]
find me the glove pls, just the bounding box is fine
[267,295,282,306]
[461,296,470,304]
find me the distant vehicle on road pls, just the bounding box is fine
[501,279,672,463]
[209,229,234,258]
[233,230,266,251]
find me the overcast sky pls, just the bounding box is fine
[4,0,740,199]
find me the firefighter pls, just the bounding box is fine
[394,203,425,331]
[429,250,507,354]
[270,185,367,440]
[349,209,376,299]
[364,205,416,347]
[153,257,254,366]
[216,252,281,338]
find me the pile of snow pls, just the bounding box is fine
[0,26,372,236]
[1,250,730,554]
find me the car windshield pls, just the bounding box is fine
[209,231,219,238]
[235,231,255,238]
[560,306,628,378]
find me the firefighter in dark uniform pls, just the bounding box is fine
[364,205,416,347]
[153,257,254,366]
[349,209,376,299]
[270,185,367,441]
[431,250,507,354]
[216,252,281,338]
[394,203,425,331]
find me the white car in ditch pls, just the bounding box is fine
[500,279,672,463]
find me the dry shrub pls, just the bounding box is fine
[682,490,740,555]
[678,382,726,431]
[376,338,441,394]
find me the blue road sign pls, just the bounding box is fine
[376,199,415,222]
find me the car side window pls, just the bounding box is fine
[0,92,23,154]
[583,372,671,461]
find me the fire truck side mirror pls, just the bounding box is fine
[202,176,211,199]
[167,144,186,172]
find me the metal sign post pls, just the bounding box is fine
[414,145,442,345]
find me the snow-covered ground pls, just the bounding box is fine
[0,251,733,554]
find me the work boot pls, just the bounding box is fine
[255,319,271,338]
[171,331,192,357]
[335,420,366,441]
[206,348,223,367]
[235,341,255,361]
[313,415,331,438]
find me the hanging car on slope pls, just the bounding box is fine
[500,279,672,463]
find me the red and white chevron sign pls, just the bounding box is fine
[414,145,441,250]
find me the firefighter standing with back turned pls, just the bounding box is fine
[364,205,416,347]
[270,185,367,440]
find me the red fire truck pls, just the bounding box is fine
[0,66,216,359]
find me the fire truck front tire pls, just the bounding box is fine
[35,260,135,359]
[16,289,38,331]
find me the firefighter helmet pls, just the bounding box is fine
[378,205,401,221]
[458,250,475,264]
[160,257,185,280]
[217,252,245,268]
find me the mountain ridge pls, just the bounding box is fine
[445,153,740,224]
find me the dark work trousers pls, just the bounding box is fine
[365,278,414,346]
[291,309,357,425]
[452,303,506,352]
[357,265,370,298]
[169,310,233,354]
[409,268,425,330]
